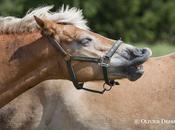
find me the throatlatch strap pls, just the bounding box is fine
[66,60,84,89]
[47,36,68,56]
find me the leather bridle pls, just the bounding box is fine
[47,36,123,94]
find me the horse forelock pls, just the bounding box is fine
[0,5,89,34]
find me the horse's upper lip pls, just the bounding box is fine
[111,48,151,68]
[126,48,151,67]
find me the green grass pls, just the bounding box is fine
[133,43,175,57]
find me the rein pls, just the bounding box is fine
[47,36,122,94]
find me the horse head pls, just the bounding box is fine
[34,16,152,85]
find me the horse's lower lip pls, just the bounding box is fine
[127,65,144,81]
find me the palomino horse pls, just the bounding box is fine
[0,6,151,108]
[0,53,175,130]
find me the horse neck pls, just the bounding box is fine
[0,31,64,108]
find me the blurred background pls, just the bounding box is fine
[0,0,175,56]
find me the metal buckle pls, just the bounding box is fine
[98,56,110,67]
[103,83,113,91]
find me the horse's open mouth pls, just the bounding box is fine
[124,48,152,80]
[109,49,151,81]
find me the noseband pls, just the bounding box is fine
[47,36,122,94]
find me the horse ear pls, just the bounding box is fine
[34,16,45,28]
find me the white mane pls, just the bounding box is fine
[0,5,89,34]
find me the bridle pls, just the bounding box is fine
[47,36,123,94]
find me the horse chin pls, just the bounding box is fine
[127,65,144,81]
[109,65,144,81]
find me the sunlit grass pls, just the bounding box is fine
[133,42,175,57]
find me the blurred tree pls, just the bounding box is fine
[0,0,25,16]
[0,0,175,44]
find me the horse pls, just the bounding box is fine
[0,53,175,130]
[0,5,152,108]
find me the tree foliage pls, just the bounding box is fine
[0,0,175,43]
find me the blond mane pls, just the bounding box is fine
[0,5,89,34]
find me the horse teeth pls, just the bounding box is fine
[135,65,142,69]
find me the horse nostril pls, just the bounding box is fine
[141,48,147,53]
[133,48,144,57]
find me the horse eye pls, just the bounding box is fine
[80,38,92,46]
